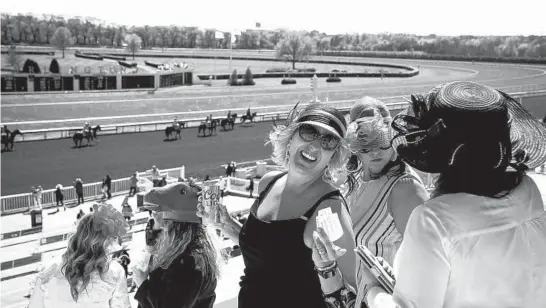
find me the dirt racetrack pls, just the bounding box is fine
[2,95,545,196]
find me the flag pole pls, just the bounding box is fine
[229,32,233,77]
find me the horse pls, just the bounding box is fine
[241,112,257,124]
[221,114,237,131]
[165,122,185,140]
[1,129,23,152]
[73,125,101,148]
[198,120,218,137]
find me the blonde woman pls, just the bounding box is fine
[198,103,357,308]
[28,203,130,308]
[343,97,429,305]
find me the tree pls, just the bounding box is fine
[243,67,255,85]
[49,59,60,74]
[22,59,41,73]
[51,26,73,58]
[6,46,22,72]
[229,69,238,86]
[125,33,142,60]
[275,32,314,69]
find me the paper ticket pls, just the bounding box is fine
[316,207,344,241]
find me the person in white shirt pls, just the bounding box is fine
[28,203,130,308]
[151,165,161,187]
[315,81,546,308]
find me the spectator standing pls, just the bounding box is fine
[54,184,65,212]
[121,196,133,229]
[225,162,233,177]
[74,178,84,205]
[31,186,43,210]
[129,172,138,196]
[246,177,254,198]
[151,166,161,187]
[218,176,226,198]
[103,175,112,199]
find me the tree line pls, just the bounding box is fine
[2,13,546,58]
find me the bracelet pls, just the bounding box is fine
[316,261,337,271]
[315,261,338,279]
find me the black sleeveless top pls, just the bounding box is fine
[238,172,344,308]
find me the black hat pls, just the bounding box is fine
[391,81,546,173]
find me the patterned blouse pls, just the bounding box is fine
[345,164,424,305]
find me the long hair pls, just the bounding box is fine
[268,103,350,183]
[151,221,220,296]
[61,215,112,302]
[343,154,406,196]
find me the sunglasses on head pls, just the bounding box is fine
[298,124,340,151]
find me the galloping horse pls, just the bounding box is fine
[198,120,218,137]
[73,125,101,147]
[220,114,237,131]
[1,129,23,152]
[165,121,186,140]
[241,112,257,124]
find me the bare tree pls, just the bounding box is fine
[51,26,73,58]
[275,32,314,69]
[125,33,142,59]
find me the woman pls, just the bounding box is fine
[198,103,357,308]
[28,203,130,308]
[133,182,219,308]
[341,96,429,304]
[336,81,546,307]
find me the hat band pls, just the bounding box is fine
[296,110,346,137]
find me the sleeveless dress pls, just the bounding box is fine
[238,172,345,308]
[347,165,423,305]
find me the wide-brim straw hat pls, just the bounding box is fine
[391,81,546,173]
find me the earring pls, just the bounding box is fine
[285,144,291,164]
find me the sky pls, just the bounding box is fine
[1,0,545,36]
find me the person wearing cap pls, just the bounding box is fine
[133,182,218,308]
[198,103,357,308]
[360,81,546,307]
[340,96,429,305]
[28,203,130,308]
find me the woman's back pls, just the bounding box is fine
[394,175,546,307]
[30,259,129,308]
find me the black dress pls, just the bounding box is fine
[238,172,343,308]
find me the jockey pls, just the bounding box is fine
[227,110,232,119]
[172,116,179,128]
[82,122,91,134]
[0,125,7,138]
[209,114,214,123]
[246,107,251,118]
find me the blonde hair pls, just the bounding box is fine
[61,214,120,302]
[267,103,350,183]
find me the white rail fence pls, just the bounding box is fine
[0,166,185,215]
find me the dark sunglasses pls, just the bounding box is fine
[298,124,340,151]
[354,146,392,154]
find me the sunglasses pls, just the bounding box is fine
[354,146,391,154]
[298,124,340,151]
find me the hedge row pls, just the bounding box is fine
[198,71,417,80]
[118,60,138,68]
[144,60,161,68]
[265,67,317,73]
[0,50,55,56]
[103,54,126,61]
[318,51,546,65]
[75,52,103,60]
[281,79,297,85]
[326,77,342,82]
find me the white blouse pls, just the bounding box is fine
[376,175,546,308]
[29,258,130,308]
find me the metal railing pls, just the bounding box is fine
[0,166,185,215]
